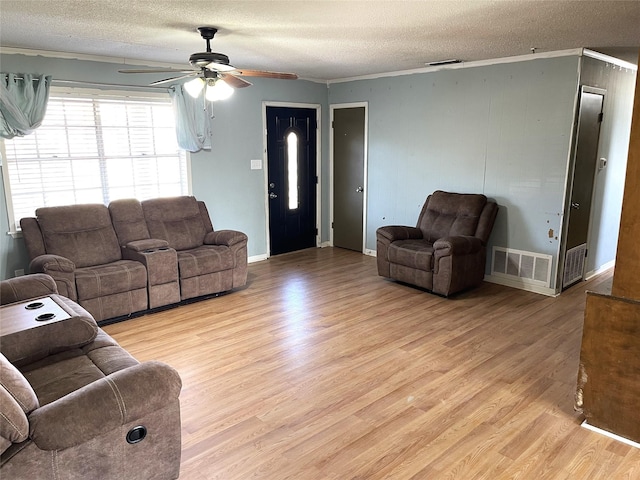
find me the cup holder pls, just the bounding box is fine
[35,313,56,322]
[158,247,170,251]
[25,302,45,310]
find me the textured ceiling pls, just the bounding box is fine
[1,0,639,81]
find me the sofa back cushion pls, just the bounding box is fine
[36,204,122,268]
[0,353,38,449]
[417,191,487,243]
[142,196,207,251]
[109,198,151,245]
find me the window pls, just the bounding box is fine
[1,88,189,232]
[286,130,299,210]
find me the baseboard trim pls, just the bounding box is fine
[484,274,558,297]
[248,254,268,263]
[584,260,615,281]
[581,421,640,449]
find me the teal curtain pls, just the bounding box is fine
[168,84,212,152]
[0,73,52,139]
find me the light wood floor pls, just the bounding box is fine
[104,247,639,479]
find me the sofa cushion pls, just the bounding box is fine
[109,198,151,245]
[418,191,487,243]
[142,196,207,251]
[75,260,147,301]
[388,240,434,272]
[22,353,109,407]
[36,204,122,268]
[177,246,234,279]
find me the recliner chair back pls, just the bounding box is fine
[417,191,489,243]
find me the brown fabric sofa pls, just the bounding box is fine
[110,196,248,301]
[21,196,249,322]
[0,274,182,479]
[376,190,498,296]
[20,204,149,322]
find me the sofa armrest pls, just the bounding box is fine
[29,254,75,274]
[0,274,58,305]
[28,361,182,450]
[433,236,483,256]
[376,226,423,243]
[28,255,77,301]
[204,230,248,247]
[1,307,98,366]
[123,238,169,252]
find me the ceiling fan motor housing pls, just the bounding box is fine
[189,52,231,68]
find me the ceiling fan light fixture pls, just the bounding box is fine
[184,76,205,98]
[205,78,234,101]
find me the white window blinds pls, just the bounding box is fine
[2,91,188,231]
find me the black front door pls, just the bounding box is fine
[266,106,317,255]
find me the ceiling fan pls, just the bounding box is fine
[119,27,298,100]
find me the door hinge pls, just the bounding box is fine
[331,120,334,128]
[315,176,319,184]
[315,228,318,235]
[598,112,604,123]
[331,221,334,229]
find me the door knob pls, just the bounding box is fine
[269,192,278,199]
[571,202,580,210]
[356,186,364,193]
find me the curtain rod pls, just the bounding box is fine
[53,79,169,90]
[3,75,168,91]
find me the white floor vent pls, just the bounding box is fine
[492,247,552,288]
[563,243,587,288]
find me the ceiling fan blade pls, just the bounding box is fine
[220,74,252,89]
[119,68,196,74]
[150,72,199,86]
[234,69,298,80]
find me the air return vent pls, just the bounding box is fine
[492,247,552,287]
[563,243,587,288]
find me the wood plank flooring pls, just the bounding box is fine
[103,247,639,479]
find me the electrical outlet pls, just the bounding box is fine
[14,269,25,277]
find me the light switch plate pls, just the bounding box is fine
[251,159,262,170]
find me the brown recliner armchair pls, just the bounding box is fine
[0,274,182,479]
[376,190,498,296]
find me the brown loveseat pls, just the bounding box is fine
[21,196,248,322]
[110,196,248,301]
[0,274,182,479]
[376,190,498,296]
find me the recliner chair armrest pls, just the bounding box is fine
[433,236,483,256]
[204,230,248,247]
[376,226,423,243]
[28,255,77,300]
[28,361,182,450]
[29,254,75,274]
